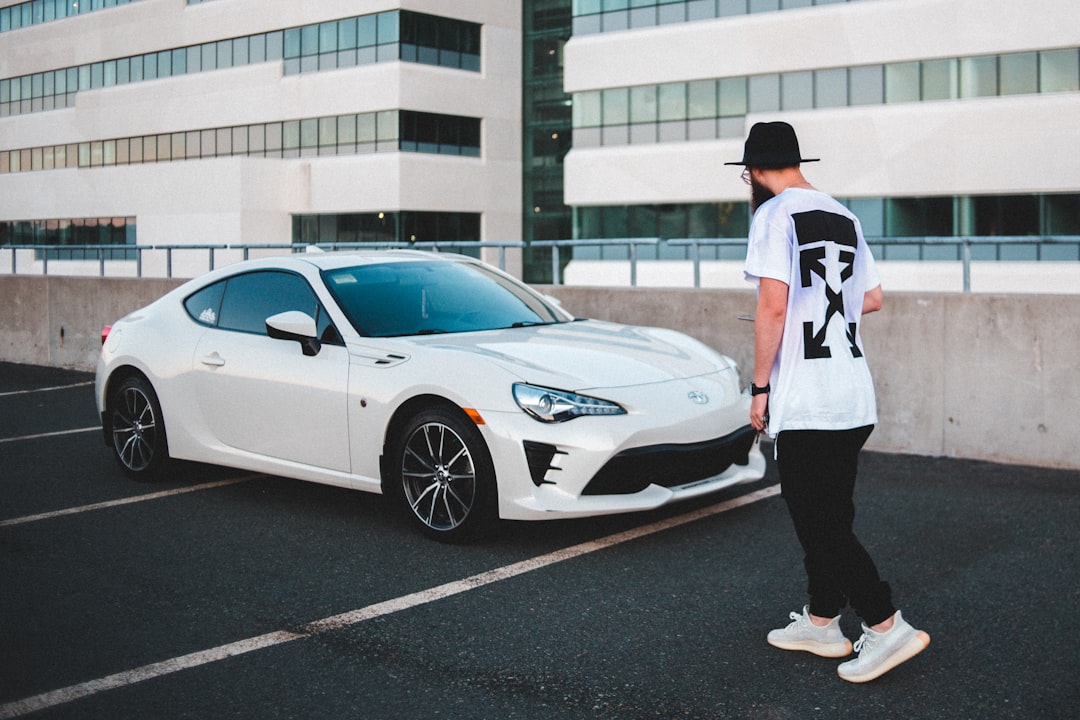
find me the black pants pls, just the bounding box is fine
[775,425,895,627]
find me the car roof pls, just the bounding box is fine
[288,248,466,271]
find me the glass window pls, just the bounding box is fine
[687,79,716,119]
[232,126,248,155]
[116,57,130,84]
[1000,51,1037,96]
[249,34,266,64]
[142,136,156,162]
[216,127,231,156]
[283,28,301,59]
[885,61,919,103]
[318,117,337,148]
[960,56,997,98]
[200,129,215,157]
[338,114,357,146]
[357,113,376,143]
[184,281,226,327]
[602,87,628,124]
[266,31,283,61]
[186,131,200,157]
[922,58,956,101]
[814,68,847,107]
[216,271,323,336]
[249,124,265,155]
[332,18,355,52]
[171,133,185,160]
[849,65,883,105]
[143,53,158,81]
[718,77,747,116]
[573,91,601,127]
[377,11,399,45]
[283,120,301,150]
[233,36,249,66]
[749,73,780,113]
[357,14,377,46]
[201,42,216,71]
[630,85,657,124]
[300,24,319,57]
[781,71,813,110]
[319,21,338,53]
[300,118,318,148]
[1040,48,1079,92]
[216,40,233,69]
[658,82,686,122]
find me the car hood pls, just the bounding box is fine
[403,319,733,390]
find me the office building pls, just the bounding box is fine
[2,0,1078,283]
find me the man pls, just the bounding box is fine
[728,121,930,683]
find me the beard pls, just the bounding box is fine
[750,177,776,214]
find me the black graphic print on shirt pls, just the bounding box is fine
[793,210,863,360]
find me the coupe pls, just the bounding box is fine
[96,250,765,541]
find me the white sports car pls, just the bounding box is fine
[96,250,765,541]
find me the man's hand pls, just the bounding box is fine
[750,393,769,433]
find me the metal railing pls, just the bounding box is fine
[2,236,1078,292]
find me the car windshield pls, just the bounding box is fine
[321,259,568,337]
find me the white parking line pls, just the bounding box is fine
[0,483,780,719]
[0,381,94,398]
[0,426,100,444]
[0,476,260,528]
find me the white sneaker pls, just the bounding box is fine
[837,610,930,683]
[767,606,853,658]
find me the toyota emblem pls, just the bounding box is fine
[687,391,709,405]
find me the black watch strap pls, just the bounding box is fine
[750,382,771,396]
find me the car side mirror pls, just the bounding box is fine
[266,311,322,356]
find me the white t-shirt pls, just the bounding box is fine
[744,188,880,436]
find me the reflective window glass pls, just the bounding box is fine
[749,73,780,112]
[1040,49,1080,92]
[1000,52,1037,95]
[960,56,997,97]
[814,68,846,107]
[922,58,956,100]
[781,71,812,110]
[602,87,629,124]
[217,271,321,336]
[630,85,656,124]
[885,61,919,103]
[658,82,686,122]
[687,80,716,119]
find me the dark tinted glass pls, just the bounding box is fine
[217,271,322,335]
[184,281,226,326]
[322,260,566,337]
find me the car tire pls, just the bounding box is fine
[389,405,498,543]
[108,375,170,480]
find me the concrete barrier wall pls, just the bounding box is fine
[2,276,1076,470]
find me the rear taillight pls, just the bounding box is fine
[101,325,112,346]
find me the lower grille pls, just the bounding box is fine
[582,425,757,496]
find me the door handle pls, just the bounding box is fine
[200,353,225,367]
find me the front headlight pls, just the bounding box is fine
[513,383,626,423]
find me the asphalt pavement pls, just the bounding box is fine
[1,360,1078,719]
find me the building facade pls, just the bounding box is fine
[0,0,522,276]
[2,0,1079,283]
[562,0,1080,266]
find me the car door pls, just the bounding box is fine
[189,270,351,473]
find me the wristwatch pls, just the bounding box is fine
[750,382,771,396]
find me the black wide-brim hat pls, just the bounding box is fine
[724,121,819,168]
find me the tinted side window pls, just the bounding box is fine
[184,281,226,326]
[217,271,323,336]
